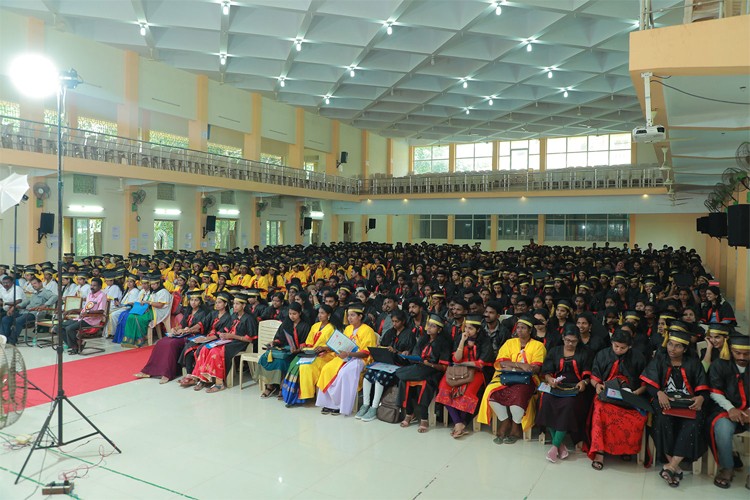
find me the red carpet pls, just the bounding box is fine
[24,347,155,408]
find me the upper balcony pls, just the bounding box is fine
[1,116,664,198]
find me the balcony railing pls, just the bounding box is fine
[1,115,662,197]
[639,0,749,30]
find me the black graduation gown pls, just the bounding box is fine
[579,331,610,354]
[178,310,233,373]
[222,313,258,370]
[380,326,417,354]
[395,334,451,408]
[590,347,647,389]
[706,358,750,459]
[640,353,710,462]
[272,318,311,350]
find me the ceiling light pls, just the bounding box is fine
[349,67,356,78]
[386,23,393,35]
[222,1,230,15]
[219,53,227,65]
[279,77,285,87]
[139,23,147,36]
[462,80,468,89]
[69,205,103,213]
[495,3,502,15]
[488,98,494,106]
[563,90,569,98]
[547,70,553,78]
[642,194,649,198]
[218,208,239,216]
[154,208,181,215]
[324,95,330,105]
[295,40,302,52]
[465,108,470,115]
[526,42,532,52]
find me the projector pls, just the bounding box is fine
[632,125,666,143]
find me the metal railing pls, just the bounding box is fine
[1,115,662,197]
[639,0,749,30]
[0,115,360,195]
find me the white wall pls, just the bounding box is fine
[633,213,706,254]
[339,123,362,178]
[261,97,296,144]
[304,111,331,152]
[139,59,196,120]
[368,132,387,176]
[208,79,252,134]
[392,139,409,177]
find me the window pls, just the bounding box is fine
[156,183,175,201]
[546,133,631,169]
[498,140,540,170]
[220,191,235,205]
[0,100,20,132]
[413,145,449,174]
[261,153,283,166]
[208,142,243,158]
[544,214,629,242]
[73,174,97,195]
[455,142,493,172]
[418,215,448,239]
[215,219,237,252]
[73,218,102,256]
[455,214,490,240]
[77,116,117,136]
[498,215,539,240]
[265,220,283,246]
[44,109,60,126]
[150,131,189,149]
[154,220,175,250]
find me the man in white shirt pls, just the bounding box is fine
[0,275,24,320]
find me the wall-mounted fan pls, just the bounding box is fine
[201,194,216,214]
[256,200,268,217]
[32,182,50,208]
[0,339,28,430]
[131,189,146,222]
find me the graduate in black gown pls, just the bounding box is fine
[640,324,709,487]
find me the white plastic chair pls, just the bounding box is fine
[238,319,281,390]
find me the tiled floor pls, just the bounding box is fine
[1,339,749,500]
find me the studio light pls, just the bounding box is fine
[9,54,59,99]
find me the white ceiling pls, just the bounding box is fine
[0,0,687,144]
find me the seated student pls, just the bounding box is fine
[121,274,171,349]
[701,285,736,326]
[701,323,731,371]
[435,314,495,438]
[355,309,416,422]
[316,302,378,416]
[532,308,559,351]
[0,276,56,345]
[189,292,258,393]
[576,312,609,354]
[108,273,141,339]
[707,333,750,490]
[178,292,234,385]
[587,329,648,470]
[478,314,546,444]
[134,289,208,383]
[258,302,311,398]
[537,324,593,463]
[395,313,450,433]
[282,304,336,406]
[640,323,709,488]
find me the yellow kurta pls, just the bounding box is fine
[298,322,336,400]
[247,275,270,297]
[477,338,546,430]
[317,324,378,392]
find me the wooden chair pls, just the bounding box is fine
[78,300,110,356]
[35,296,83,346]
[238,319,281,390]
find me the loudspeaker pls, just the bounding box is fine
[696,216,709,234]
[368,218,377,230]
[340,151,348,164]
[708,212,727,238]
[39,213,55,234]
[303,217,313,230]
[205,215,217,232]
[727,205,749,247]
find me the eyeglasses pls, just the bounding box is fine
[563,338,579,344]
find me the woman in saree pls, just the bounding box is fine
[178,291,234,384]
[587,329,648,471]
[396,313,451,433]
[188,291,258,393]
[282,304,336,406]
[316,302,378,416]
[477,314,546,444]
[169,273,188,329]
[536,324,593,463]
[435,314,495,438]
[258,302,311,398]
[134,289,208,383]
[108,274,141,341]
[121,274,171,348]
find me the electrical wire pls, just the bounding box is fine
[651,79,750,106]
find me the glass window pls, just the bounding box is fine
[154,220,175,250]
[265,220,282,246]
[418,215,448,239]
[498,139,540,171]
[498,215,538,240]
[544,214,629,242]
[215,219,237,252]
[454,215,489,240]
[414,145,451,173]
[546,133,633,169]
[73,218,103,256]
[455,142,492,172]
[208,142,243,159]
[78,116,117,136]
[150,131,189,149]
[261,153,284,166]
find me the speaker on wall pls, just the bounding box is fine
[696,216,709,234]
[205,215,217,232]
[727,205,749,247]
[708,212,727,238]
[303,217,313,230]
[340,151,348,164]
[37,212,55,243]
[368,218,377,230]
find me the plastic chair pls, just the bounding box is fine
[238,319,281,390]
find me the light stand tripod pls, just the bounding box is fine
[15,69,121,485]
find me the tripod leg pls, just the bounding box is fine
[62,397,122,453]
[15,398,60,484]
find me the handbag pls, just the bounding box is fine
[498,370,531,386]
[446,365,474,387]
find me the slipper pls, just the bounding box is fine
[400,415,415,428]
[660,467,678,488]
[591,460,604,471]
[493,436,504,445]
[321,407,332,415]
[133,372,150,379]
[206,384,225,394]
[159,377,170,384]
[260,386,279,399]
[179,377,197,388]
[452,429,469,439]
[559,444,570,460]
[193,381,208,391]
[417,420,429,433]
[503,435,519,444]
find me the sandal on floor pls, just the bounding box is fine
[193,381,208,391]
[591,460,604,471]
[417,420,429,433]
[260,386,279,398]
[179,377,197,388]
[452,429,469,439]
[503,435,519,444]
[321,407,332,415]
[206,384,225,394]
[159,377,170,384]
[660,467,678,488]
[714,469,732,489]
[133,372,150,379]
[493,436,505,445]
[400,415,415,428]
